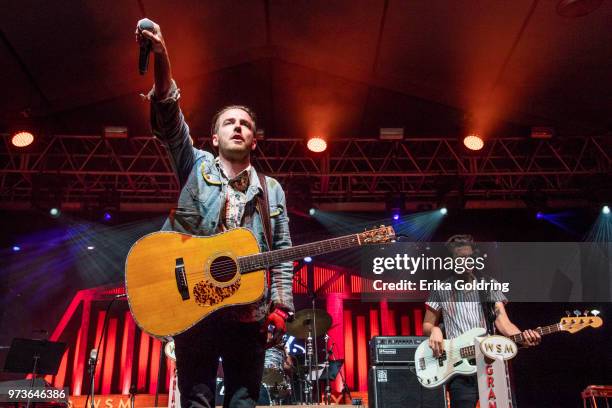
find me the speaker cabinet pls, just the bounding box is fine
[368,365,447,408]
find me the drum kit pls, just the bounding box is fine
[250,307,343,405]
[164,308,344,406]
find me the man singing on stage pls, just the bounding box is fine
[422,234,541,408]
[135,19,294,408]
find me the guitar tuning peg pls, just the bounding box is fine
[565,310,571,317]
[591,309,600,317]
[573,310,581,317]
[583,310,589,317]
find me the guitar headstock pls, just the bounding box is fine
[359,225,396,244]
[559,310,603,334]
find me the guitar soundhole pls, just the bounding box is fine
[210,256,237,282]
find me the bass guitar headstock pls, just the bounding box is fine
[560,310,603,334]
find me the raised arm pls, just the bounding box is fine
[136,19,195,188]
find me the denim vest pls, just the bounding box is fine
[148,81,294,313]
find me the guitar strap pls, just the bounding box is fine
[478,275,496,335]
[256,173,273,252]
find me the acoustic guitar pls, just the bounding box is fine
[125,225,395,337]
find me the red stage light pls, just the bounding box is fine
[307,137,327,153]
[11,131,34,147]
[463,134,484,151]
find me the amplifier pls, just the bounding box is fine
[368,365,447,408]
[369,336,426,365]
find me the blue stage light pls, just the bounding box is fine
[439,207,448,215]
[49,207,60,218]
[12,245,21,252]
[603,205,610,215]
[103,212,112,221]
[309,208,316,216]
[304,256,312,263]
[392,214,400,221]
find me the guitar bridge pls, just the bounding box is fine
[175,258,190,300]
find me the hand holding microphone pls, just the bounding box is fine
[135,18,166,74]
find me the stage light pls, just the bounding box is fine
[304,256,312,263]
[103,126,128,139]
[12,246,21,252]
[11,131,34,147]
[536,211,544,219]
[603,205,610,215]
[307,137,327,153]
[379,128,404,140]
[463,134,484,151]
[439,207,448,215]
[392,214,400,221]
[87,246,95,250]
[49,207,61,218]
[530,126,554,139]
[309,208,316,216]
[103,212,112,221]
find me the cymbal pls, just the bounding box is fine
[286,309,332,339]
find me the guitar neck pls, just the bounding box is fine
[508,323,562,343]
[238,233,363,272]
[460,323,562,358]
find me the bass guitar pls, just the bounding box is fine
[414,312,603,388]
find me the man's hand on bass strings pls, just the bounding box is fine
[520,329,541,347]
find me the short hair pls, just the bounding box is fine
[446,234,474,251]
[210,105,257,136]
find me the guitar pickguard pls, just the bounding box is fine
[193,277,242,307]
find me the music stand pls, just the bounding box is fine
[4,338,66,377]
[318,359,343,381]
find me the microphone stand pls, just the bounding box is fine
[293,269,311,404]
[323,334,331,405]
[85,294,124,408]
[329,342,352,403]
[129,384,137,408]
[310,290,320,404]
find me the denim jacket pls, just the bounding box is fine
[147,81,294,317]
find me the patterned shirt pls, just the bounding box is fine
[215,158,251,231]
[215,158,276,322]
[425,277,507,339]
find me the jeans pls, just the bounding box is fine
[173,314,267,408]
[448,375,479,408]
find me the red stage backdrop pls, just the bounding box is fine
[45,265,425,396]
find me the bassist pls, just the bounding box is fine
[422,234,541,408]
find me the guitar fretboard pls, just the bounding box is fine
[238,234,362,272]
[459,323,562,358]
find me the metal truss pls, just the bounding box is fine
[1,133,610,210]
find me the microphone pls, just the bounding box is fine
[137,18,155,75]
[88,348,98,372]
